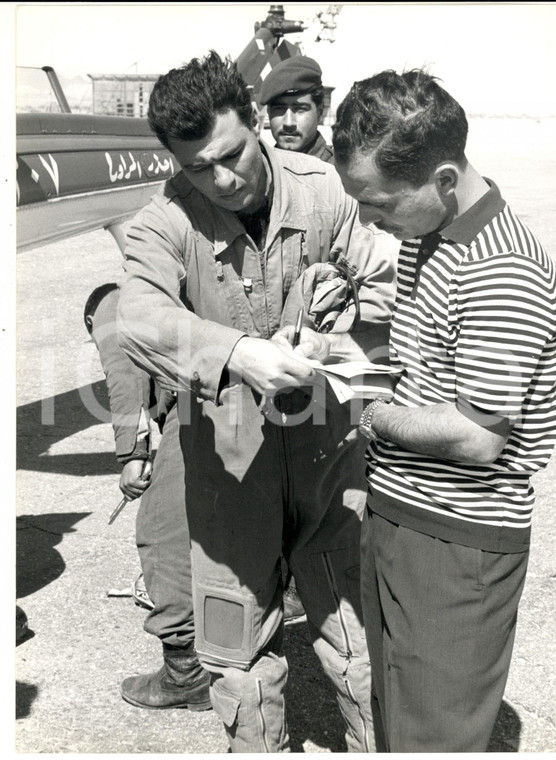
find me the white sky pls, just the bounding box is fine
[11,1,556,116]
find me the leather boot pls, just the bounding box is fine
[281,559,306,625]
[120,644,212,710]
[283,578,306,625]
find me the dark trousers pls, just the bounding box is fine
[180,385,373,752]
[361,507,529,752]
[136,403,195,649]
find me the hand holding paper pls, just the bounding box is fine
[272,322,399,403]
[293,356,400,403]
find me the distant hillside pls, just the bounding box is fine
[17,69,93,114]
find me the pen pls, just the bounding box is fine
[292,308,304,348]
[108,496,130,525]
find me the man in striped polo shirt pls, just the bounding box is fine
[332,69,556,752]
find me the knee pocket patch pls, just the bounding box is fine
[195,585,257,668]
[205,596,244,649]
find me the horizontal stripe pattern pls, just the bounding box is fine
[370,200,556,541]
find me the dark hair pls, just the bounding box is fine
[268,86,324,112]
[83,282,118,334]
[148,51,253,149]
[332,69,468,186]
[309,86,324,111]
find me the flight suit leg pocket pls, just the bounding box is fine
[210,678,242,727]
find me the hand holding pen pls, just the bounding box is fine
[271,307,328,362]
[108,459,152,525]
[292,308,304,349]
[290,308,327,360]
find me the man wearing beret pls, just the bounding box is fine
[259,55,334,164]
[259,55,334,620]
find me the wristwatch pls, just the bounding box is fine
[359,398,389,440]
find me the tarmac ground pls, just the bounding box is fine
[14,118,556,753]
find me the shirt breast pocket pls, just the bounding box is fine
[301,209,335,265]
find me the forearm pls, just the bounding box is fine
[103,366,153,461]
[372,401,508,465]
[117,281,244,400]
[89,288,154,461]
[118,205,245,401]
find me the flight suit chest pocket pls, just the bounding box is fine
[183,239,260,333]
[214,243,271,336]
[301,210,334,266]
[279,228,307,296]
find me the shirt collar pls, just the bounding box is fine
[302,131,325,157]
[439,178,506,245]
[260,142,306,231]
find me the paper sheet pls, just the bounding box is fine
[296,356,401,403]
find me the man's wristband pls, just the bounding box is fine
[359,398,389,440]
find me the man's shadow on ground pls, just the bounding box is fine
[16,512,91,599]
[17,381,120,476]
[284,621,522,752]
[16,512,91,719]
[489,700,522,751]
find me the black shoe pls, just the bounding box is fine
[120,645,212,710]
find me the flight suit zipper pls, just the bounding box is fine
[243,229,272,339]
[260,237,272,338]
[255,677,270,752]
[343,677,372,752]
[323,552,371,751]
[322,552,352,657]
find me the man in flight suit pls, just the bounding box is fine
[117,51,397,752]
[85,54,345,711]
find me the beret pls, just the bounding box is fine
[259,56,323,106]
